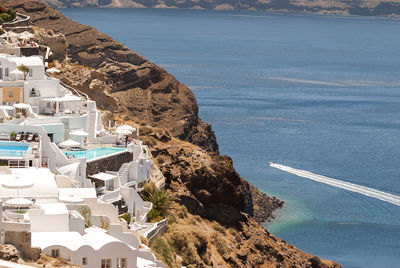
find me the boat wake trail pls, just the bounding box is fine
[269,162,400,207]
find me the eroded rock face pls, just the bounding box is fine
[7,0,219,153]
[147,127,282,225]
[0,244,20,262]
[33,28,67,61]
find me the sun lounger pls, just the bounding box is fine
[27,134,33,142]
[15,134,21,141]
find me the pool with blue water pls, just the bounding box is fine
[64,147,127,160]
[0,141,30,158]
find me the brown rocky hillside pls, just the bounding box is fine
[5,1,341,267]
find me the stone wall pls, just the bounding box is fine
[20,47,40,57]
[86,151,133,176]
[4,231,41,261]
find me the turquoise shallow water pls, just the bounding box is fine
[62,9,400,267]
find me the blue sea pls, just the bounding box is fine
[62,8,400,267]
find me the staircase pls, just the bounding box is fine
[137,201,153,224]
[87,110,97,144]
[118,163,130,182]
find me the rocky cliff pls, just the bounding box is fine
[40,0,400,16]
[8,0,219,153]
[5,1,341,267]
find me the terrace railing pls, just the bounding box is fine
[8,160,29,168]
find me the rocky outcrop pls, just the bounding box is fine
[142,128,340,267]
[40,0,400,17]
[0,244,20,262]
[33,27,67,61]
[7,0,219,153]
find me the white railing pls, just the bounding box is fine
[8,160,28,168]
[100,189,121,203]
[144,218,168,243]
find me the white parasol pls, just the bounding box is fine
[4,197,33,208]
[13,103,31,109]
[2,176,34,210]
[115,128,132,136]
[59,195,84,204]
[116,124,136,132]
[2,176,34,189]
[0,105,14,111]
[18,31,35,40]
[46,67,60,74]
[70,129,89,137]
[59,139,81,148]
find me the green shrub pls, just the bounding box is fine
[150,237,174,266]
[141,183,174,222]
[146,208,161,222]
[0,13,11,22]
[119,213,131,224]
[7,9,16,20]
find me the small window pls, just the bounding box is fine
[82,257,87,265]
[5,68,8,77]
[101,259,111,268]
[51,249,59,258]
[8,91,13,98]
[121,258,127,268]
[117,258,127,268]
[29,68,33,77]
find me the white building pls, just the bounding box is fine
[32,228,139,268]
[0,45,158,267]
[0,168,163,268]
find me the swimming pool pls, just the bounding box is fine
[0,141,30,158]
[64,147,127,161]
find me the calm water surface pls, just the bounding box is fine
[62,8,400,267]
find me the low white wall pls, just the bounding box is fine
[108,224,140,249]
[69,210,85,235]
[28,209,69,232]
[1,221,30,232]
[84,199,120,224]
